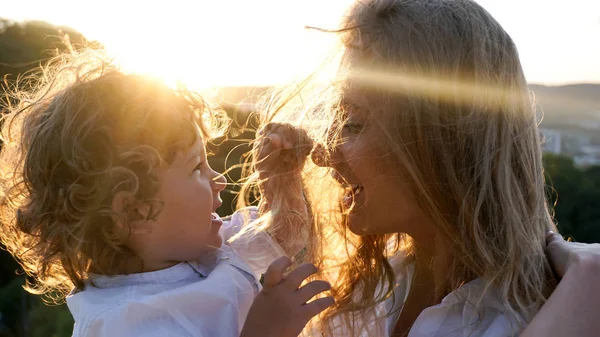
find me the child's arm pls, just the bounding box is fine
[253,123,313,261]
[240,256,334,337]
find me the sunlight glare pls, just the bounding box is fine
[81,0,351,91]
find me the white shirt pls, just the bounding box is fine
[67,206,523,337]
[67,207,284,337]
[381,258,523,337]
[320,252,523,337]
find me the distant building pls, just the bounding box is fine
[574,155,600,167]
[540,128,562,154]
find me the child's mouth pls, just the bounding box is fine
[211,213,223,226]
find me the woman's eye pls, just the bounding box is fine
[342,123,363,134]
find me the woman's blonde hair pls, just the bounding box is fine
[252,0,557,334]
[0,48,227,300]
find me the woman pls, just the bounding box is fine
[252,0,557,335]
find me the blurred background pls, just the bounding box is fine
[0,1,599,336]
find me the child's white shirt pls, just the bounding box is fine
[67,207,284,337]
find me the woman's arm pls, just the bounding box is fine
[521,233,600,337]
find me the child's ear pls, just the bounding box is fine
[111,191,134,236]
[111,191,152,220]
[112,191,156,237]
[111,191,133,216]
[110,191,151,235]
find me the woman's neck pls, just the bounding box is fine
[392,234,452,336]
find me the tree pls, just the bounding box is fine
[0,18,89,337]
[0,19,91,83]
[543,153,600,243]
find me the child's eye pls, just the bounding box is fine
[194,163,204,172]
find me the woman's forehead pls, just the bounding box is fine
[340,85,371,119]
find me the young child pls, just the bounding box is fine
[0,50,332,337]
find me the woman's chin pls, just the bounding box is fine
[347,213,369,235]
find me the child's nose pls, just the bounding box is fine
[211,171,227,192]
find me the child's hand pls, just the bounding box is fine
[240,256,334,337]
[253,123,314,260]
[255,122,313,179]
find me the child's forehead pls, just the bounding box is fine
[185,133,206,155]
[169,124,206,162]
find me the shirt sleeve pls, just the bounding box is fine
[220,206,286,278]
[80,296,243,337]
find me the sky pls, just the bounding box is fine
[3,0,600,89]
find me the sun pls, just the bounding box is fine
[4,0,352,89]
[56,0,351,91]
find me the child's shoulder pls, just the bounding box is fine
[67,261,257,337]
[219,206,260,240]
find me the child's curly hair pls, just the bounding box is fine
[0,48,228,300]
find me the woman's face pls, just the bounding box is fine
[321,85,433,239]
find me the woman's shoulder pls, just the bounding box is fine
[408,278,522,337]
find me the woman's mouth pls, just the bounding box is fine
[343,184,364,209]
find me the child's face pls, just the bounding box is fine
[127,124,226,271]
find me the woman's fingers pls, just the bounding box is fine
[263,256,293,287]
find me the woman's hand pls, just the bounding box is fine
[240,256,334,337]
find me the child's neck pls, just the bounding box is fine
[89,255,179,276]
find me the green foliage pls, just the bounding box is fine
[0,18,83,337]
[0,19,90,83]
[29,300,73,337]
[0,276,73,337]
[544,153,600,243]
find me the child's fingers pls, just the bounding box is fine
[295,280,331,304]
[546,231,564,246]
[256,122,275,137]
[546,231,570,277]
[263,256,293,287]
[283,263,319,290]
[301,296,335,319]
